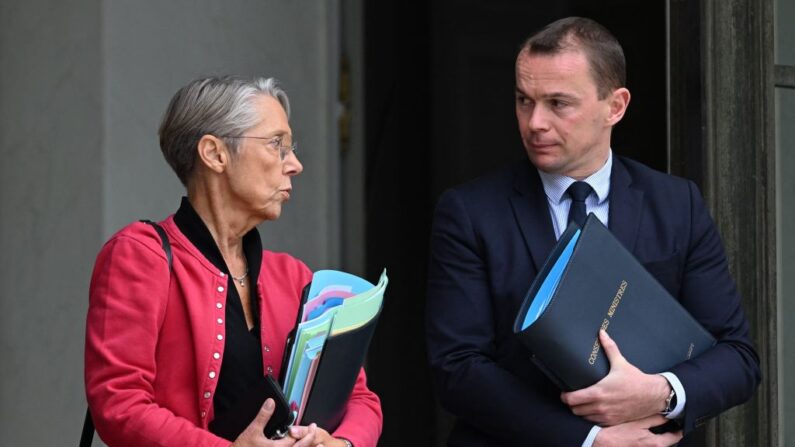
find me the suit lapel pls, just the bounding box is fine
[607,157,644,254]
[509,161,557,271]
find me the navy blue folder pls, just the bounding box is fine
[513,214,716,391]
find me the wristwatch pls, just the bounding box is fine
[662,388,677,414]
[339,438,354,447]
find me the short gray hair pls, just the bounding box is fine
[158,75,291,186]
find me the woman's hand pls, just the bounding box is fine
[232,399,318,447]
[288,425,349,447]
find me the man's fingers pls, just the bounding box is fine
[561,331,625,408]
[635,414,668,428]
[599,330,626,367]
[568,403,622,426]
[569,402,608,419]
[571,407,670,428]
[561,384,601,407]
[658,430,684,445]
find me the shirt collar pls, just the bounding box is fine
[537,150,613,204]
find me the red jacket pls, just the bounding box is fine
[85,217,382,447]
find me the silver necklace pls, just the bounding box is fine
[231,268,249,287]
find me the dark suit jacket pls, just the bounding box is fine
[426,156,761,446]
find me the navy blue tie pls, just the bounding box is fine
[567,181,593,227]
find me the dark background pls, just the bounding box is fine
[363,1,667,444]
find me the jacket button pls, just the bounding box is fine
[217,286,224,292]
[213,352,220,360]
[204,391,211,399]
[209,371,216,379]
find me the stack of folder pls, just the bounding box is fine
[208,269,388,441]
[280,269,388,429]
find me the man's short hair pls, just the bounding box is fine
[520,17,626,99]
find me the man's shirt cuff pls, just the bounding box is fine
[659,372,686,418]
[581,425,601,447]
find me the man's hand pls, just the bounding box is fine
[289,425,348,447]
[232,399,317,447]
[594,415,683,447]
[561,330,671,426]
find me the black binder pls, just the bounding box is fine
[298,306,382,429]
[513,214,715,391]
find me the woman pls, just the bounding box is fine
[85,76,382,447]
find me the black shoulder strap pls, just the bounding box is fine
[140,219,172,271]
[80,219,172,447]
[79,408,94,447]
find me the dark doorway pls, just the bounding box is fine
[364,2,666,445]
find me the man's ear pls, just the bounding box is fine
[605,87,631,126]
[196,135,229,174]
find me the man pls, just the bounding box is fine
[426,17,760,446]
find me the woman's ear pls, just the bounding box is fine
[605,87,631,126]
[196,135,229,174]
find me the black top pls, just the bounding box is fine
[173,197,265,419]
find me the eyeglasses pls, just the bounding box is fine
[220,135,298,161]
